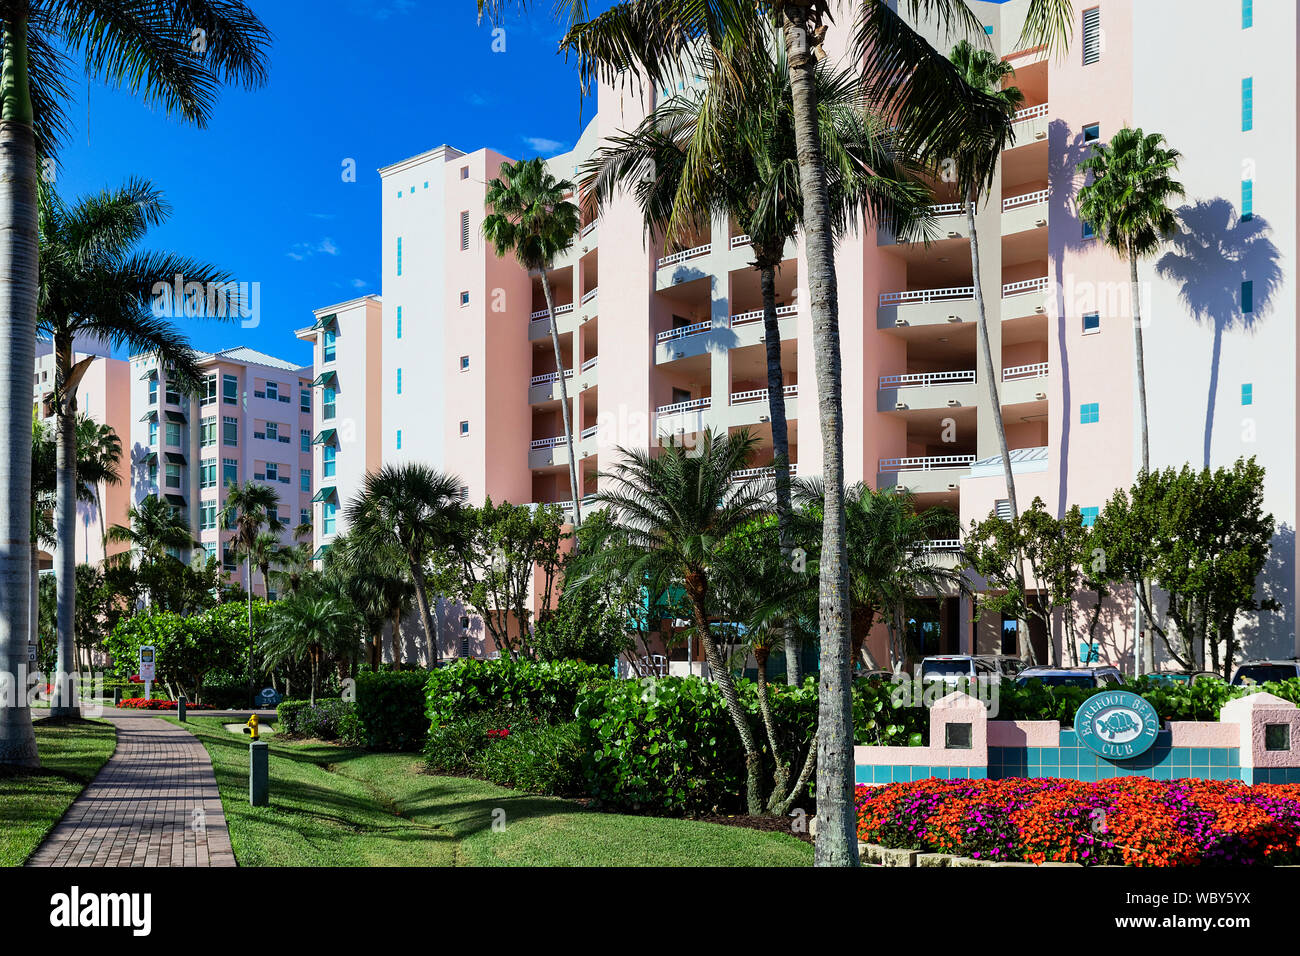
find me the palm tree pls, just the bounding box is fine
[583,428,777,814]
[326,535,414,668]
[488,0,1077,868]
[41,178,233,715]
[221,481,283,706]
[582,36,933,684]
[262,593,361,706]
[107,495,197,596]
[346,464,466,666]
[482,158,584,525]
[1077,127,1184,476]
[74,415,122,559]
[0,1,271,768]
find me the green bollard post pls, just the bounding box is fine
[249,740,269,807]
[178,695,187,722]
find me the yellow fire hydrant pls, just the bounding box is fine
[243,714,260,741]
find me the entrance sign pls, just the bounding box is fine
[1074,690,1160,760]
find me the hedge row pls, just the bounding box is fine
[277,699,361,743]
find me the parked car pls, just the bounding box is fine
[920,655,1023,685]
[1145,671,1222,687]
[1015,665,1124,688]
[1231,660,1300,686]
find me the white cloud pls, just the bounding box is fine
[523,136,565,154]
[288,237,341,261]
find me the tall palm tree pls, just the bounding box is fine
[346,464,466,666]
[324,533,414,668]
[488,0,1077,868]
[583,428,776,814]
[582,36,934,684]
[106,494,197,593]
[1077,126,1184,476]
[221,480,282,706]
[482,158,584,525]
[41,178,232,715]
[0,1,271,767]
[262,593,360,706]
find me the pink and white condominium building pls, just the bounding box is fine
[299,0,1299,668]
[129,347,315,597]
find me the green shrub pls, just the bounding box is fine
[474,720,585,796]
[425,657,608,727]
[355,671,429,751]
[424,713,496,774]
[277,698,359,742]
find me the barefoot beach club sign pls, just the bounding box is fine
[1074,691,1161,760]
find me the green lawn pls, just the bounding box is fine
[0,718,116,866]
[170,716,812,867]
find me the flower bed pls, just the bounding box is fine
[117,698,193,710]
[856,778,1300,866]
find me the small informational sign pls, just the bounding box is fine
[27,644,37,662]
[139,646,156,682]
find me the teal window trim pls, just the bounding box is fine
[1080,507,1099,527]
[1241,383,1253,406]
[396,429,402,450]
[1242,179,1253,220]
[396,368,402,394]
[1243,0,1253,28]
[1242,77,1253,131]
[396,306,402,339]
[1080,402,1100,424]
[397,237,403,276]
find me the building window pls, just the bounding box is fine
[300,508,310,527]
[460,211,470,251]
[1242,77,1253,131]
[301,429,311,453]
[397,237,402,276]
[1080,402,1100,424]
[323,387,336,420]
[459,420,469,437]
[148,460,158,484]
[301,469,311,493]
[396,429,402,450]
[323,444,336,478]
[1082,7,1101,64]
[460,355,470,371]
[300,389,311,414]
[265,462,279,482]
[1243,0,1253,28]
[460,291,470,307]
[148,420,159,446]
[1082,122,1100,143]
[165,381,181,405]
[323,329,336,363]
[323,500,337,535]
[223,374,238,405]
[165,422,181,446]
[396,368,402,394]
[165,462,181,489]
[396,306,402,339]
[148,377,158,405]
[266,422,279,441]
[1082,312,1100,334]
[200,460,216,489]
[460,166,469,180]
[222,458,238,488]
[265,381,279,401]
[1241,383,1253,406]
[1242,280,1253,313]
[200,502,217,531]
[1000,615,1019,655]
[1082,220,1095,240]
[201,374,216,406]
[1242,179,1253,220]
[222,416,239,446]
[200,419,216,447]
[1080,507,1099,527]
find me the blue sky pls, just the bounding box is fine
[55,0,593,367]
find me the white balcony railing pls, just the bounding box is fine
[731,384,799,405]
[655,396,712,417]
[879,454,977,473]
[656,242,712,269]
[580,356,599,373]
[919,539,963,553]
[656,319,713,343]
[879,369,976,389]
[730,234,751,248]
[1002,276,1050,298]
[580,219,599,238]
[580,424,598,440]
[530,436,565,450]
[733,463,799,482]
[879,285,975,307]
[930,201,968,217]
[1002,188,1050,211]
[581,287,599,305]
[529,369,574,387]
[729,303,797,327]
[1013,103,1049,124]
[529,302,576,321]
[1003,362,1049,382]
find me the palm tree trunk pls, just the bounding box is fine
[753,648,789,804]
[1129,244,1155,673]
[52,338,78,716]
[967,187,1036,665]
[408,560,439,666]
[539,269,581,527]
[0,14,41,765]
[758,258,800,686]
[780,6,854,867]
[245,558,255,706]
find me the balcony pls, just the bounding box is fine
[733,462,799,483]
[1002,362,1048,382]
[1001,188,1049,236]
[528,434,571,469]
[528,368,575,404]
[1001,275,1051,321]
[528,302,576,341]
[728,384,799,427]
[877,369,977,413]
[656,242,712,270]
[1009,103,1049,146]
[878,454,976,495]
[654,396,712,436]
[1001,362,1050,405]
[877,284,975,330]
[655,305,798,364]
[879,201,970,245]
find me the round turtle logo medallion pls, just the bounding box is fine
[1074,691,1160,760]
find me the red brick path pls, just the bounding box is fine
[27,716,236,867]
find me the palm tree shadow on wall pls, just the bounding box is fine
[1046,119,1094,515]
[1154,199,1281,469]
[1236,522,1294,659]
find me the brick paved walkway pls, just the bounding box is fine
[27,716,236,867]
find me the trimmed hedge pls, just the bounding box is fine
[277,699,360,743]
[355,671,430,751]
[475,721,585,796]
[425,657,609,727]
